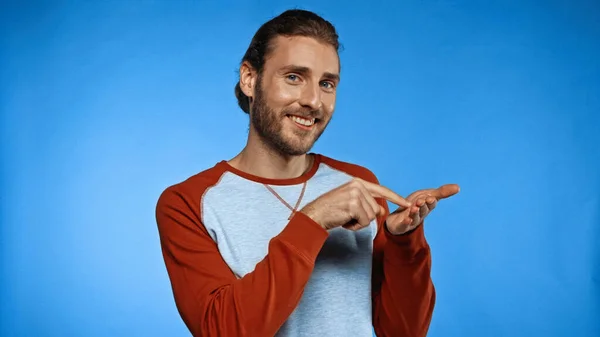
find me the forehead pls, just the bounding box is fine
[264,35,340,75]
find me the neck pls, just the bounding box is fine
[228,132,313,180]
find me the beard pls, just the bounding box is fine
[250,80,329,156]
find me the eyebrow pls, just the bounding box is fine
[280,65,340,82]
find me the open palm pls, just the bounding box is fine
[386,184,460,235]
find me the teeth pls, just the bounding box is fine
[289,115,315,126]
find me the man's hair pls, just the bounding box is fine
[234,9,340,114]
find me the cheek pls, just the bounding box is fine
[270,81,301,104]
[322,95,336,115]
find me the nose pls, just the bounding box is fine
[298,82,322,111]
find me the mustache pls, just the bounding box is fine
[283,108,323,120]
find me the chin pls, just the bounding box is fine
[278,137,316,156]
[282,143,314,156]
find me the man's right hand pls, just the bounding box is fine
[299,178,413,231]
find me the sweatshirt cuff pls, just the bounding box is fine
[384,221,429,261]
[277,211,329,263]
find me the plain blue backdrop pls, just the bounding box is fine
[1,1,599,336]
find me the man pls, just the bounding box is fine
[155,9,459,337]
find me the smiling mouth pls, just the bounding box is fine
[287,114,318,129]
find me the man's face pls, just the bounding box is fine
[248,36,340,156]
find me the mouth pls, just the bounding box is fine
[286,114,318,130]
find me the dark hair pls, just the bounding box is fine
[234,9,341,114]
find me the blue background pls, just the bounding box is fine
[1,1,599,336]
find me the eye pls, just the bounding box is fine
[320,81,335,90]
[286,74,299,81]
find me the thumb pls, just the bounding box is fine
[378,205,388,217]
[433,184,460,199]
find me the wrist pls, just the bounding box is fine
[385,221,419,236]
[384,223,428,258]
[385,222,406,236]
[299,206,327,230]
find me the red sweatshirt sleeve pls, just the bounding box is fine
[317,156,435,336]
[371,189,436,337]
[155,183,329,337]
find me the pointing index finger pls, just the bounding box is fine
[357,179,412,208]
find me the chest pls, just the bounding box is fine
[201,173,377,278]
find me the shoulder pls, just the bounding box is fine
[156,162,228,215]
[317,154,380,184]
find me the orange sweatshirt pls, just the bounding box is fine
[156,154,434,336]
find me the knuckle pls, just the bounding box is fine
[350,179,363,188]
[349,188,361,198]
[348,198,361,209]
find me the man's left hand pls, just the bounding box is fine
[385,184,460,235]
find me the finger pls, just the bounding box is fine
[410,211,421,227]
[342,220,362,231]
[411,198,426,214]
[425,196,436,212]
[355,181,386,217]
[401,207,414,224]
[407,191,432,203]
[355,178,412,208]
[386,212,412,230]
[348,195,372,227]
[343,215,369,231]
[358,193,378,224]
[419,204,429,218]
[359,179,411,208]
[431,184,460,200]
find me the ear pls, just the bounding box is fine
[239,61,258,100]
